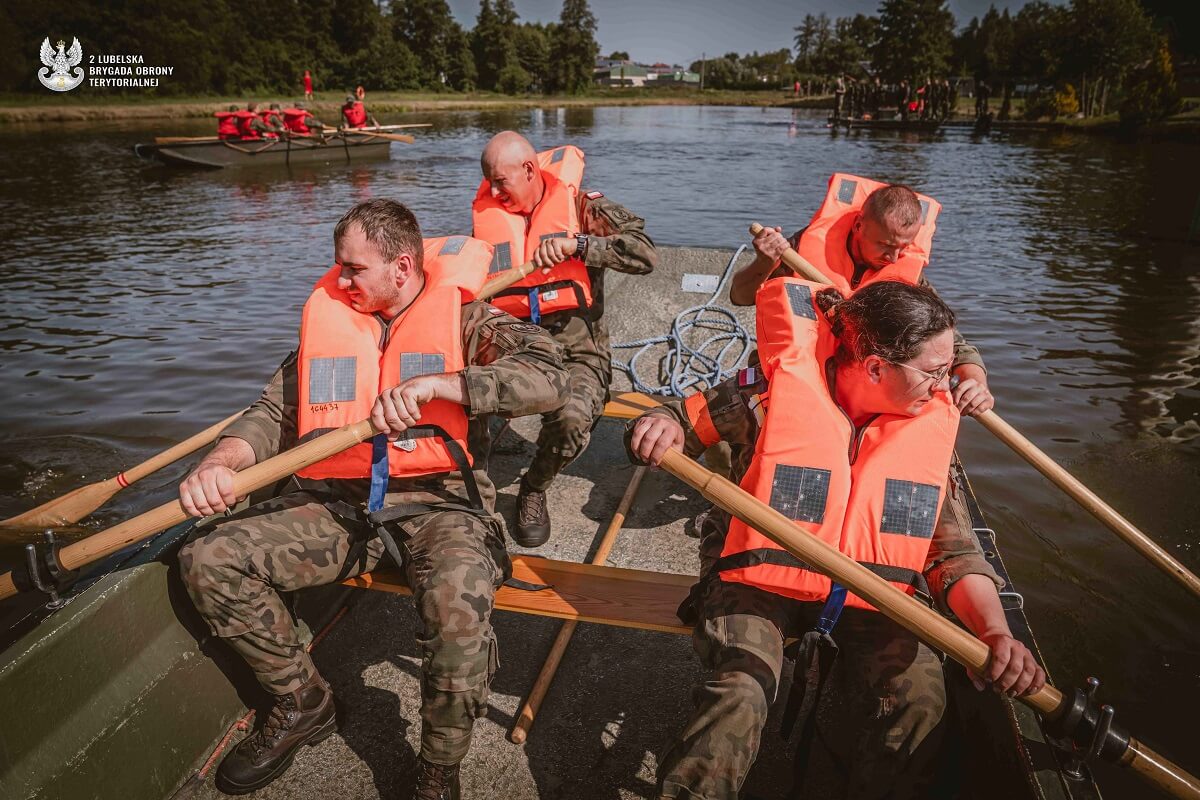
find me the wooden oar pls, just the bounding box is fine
[0,419,377,602]
[478,261,537,300]
[0,412,244,529]
[658,448,1200,800]
[752,221,1200,602]
[510,465,648,744]
[340,130,415,144]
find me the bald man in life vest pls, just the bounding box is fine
[474,131,657,546]
[731,177,994,420]
[176,200,567,799]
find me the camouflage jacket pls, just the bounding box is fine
[222,300,568,515]
[628,372,1001,609]
[769,227,987,372]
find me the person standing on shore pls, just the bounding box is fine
[303,69,313,101]
[471,131,657,547]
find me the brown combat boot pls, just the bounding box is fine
[412,757,461,800]
[215,672,337,794]
[513,477,551,547]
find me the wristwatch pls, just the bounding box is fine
[574,233,589,259]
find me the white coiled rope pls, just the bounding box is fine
[613,246,756,397]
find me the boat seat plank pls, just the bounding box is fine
[345,555,693,635]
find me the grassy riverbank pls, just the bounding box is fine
[0,88,815,123]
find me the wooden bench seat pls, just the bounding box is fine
[601,391,665,420]
[345,555,693,636]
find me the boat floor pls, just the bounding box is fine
[171,247,1061,799]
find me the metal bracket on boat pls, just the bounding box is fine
[1045,676,1130,778]
[19,530,78,609]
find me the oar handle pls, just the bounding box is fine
[658,448,1200,799]
[478,261,537,300]
[975,410,1200,600]
[0,419,377,601]
[748,222,834,284]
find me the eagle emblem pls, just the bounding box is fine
[38,37,85,92]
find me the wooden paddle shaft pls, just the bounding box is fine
[660,449,1200,800]
[0,419,376,601]
[478,262,537,300]
[748,222,834,284]
[1,411,245,528]
[976,410,1200,599]
[509,465,648,744]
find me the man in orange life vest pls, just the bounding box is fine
[630,280,1044,799]
[215,104,240,139]
[235,102,280,140]
[473,131,657,546]
[176,200,567,798]
[341,94,377,129]
[282,102,327,136]
[731,176,994,419]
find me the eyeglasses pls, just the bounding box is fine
[891,360,952,387]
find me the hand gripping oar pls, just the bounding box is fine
[0,419,377,602]
[658,447,1200,800]
[509,465,648,743]
[1,411,244,529]
[749,221,1200,602]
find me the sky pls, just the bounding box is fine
[445,0,1062,67]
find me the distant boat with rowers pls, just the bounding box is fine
[132,124,429,169]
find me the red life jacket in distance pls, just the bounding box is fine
[471,146,592,320]
[295,236,492,480]
[234,110,260,139]
[282,108,310,134]
[795,173,940,295]
[342,101,368,128]
[259,109,283,138]
[711,276,959,611]
[215,111,239,139]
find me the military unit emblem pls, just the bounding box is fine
[38,37,85,92]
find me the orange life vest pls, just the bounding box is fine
[472,146,592,321]
[699,276,960,611]
[795,173,940,295]
[295,236,492,480]
[215,111,239,139]
[282,108,310,134]
[234,110,260,139]
[342,101,367,128]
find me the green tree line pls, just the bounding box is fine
[697,0,1184,123]
[0,0,598,96]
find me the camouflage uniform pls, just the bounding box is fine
[179,301,567,766]
[498,191,657,492]
[628,373,1002,800]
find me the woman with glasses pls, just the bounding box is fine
[628,278,1043,800]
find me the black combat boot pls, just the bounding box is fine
[215,672,337,795]
[412,757,462,800]
[513,477,551,547]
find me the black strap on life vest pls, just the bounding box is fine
[709,548,931,600]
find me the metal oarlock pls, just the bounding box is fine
[21,530,79,609]
[1046,676,1131,780]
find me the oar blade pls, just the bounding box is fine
[0,478,120,529]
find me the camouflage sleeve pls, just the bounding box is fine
[460,300,568,418]
[923,472,1004,611]
[918,273,987,372]
[578,191,657,275]
[624,371,765,462]
[219,351,297,463]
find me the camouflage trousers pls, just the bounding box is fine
[523,312,611,491]
[178,490,509,765]
[658,580,946,800]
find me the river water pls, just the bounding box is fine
[0,106,1197,796]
